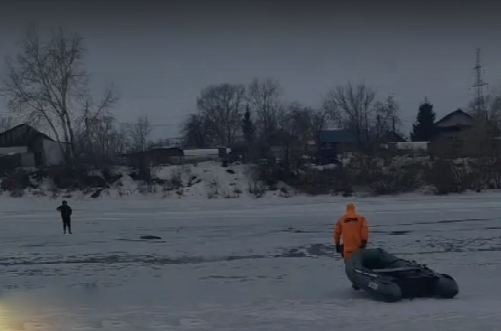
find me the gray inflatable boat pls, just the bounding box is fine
[345,248,458,302]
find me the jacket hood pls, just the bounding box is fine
[346,203,356,216]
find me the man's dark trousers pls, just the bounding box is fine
[63,217,72,234]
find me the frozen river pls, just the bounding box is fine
[0,194,500,330]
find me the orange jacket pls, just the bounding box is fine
[334,203,369,258]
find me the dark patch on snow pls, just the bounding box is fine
[116,238,166,243]
[140,235,162,240]
[7,232,501,268]
[371,218,491,228]
[200,275,251,283]
[436,218,488,224]
[0,245,336,267]
[368,230,412,235]
[22,243,48,248]
[389,230,412,236]
[0,245,496,267]
[282,227,312,234]
[90,189,103,198]
[201,275,246,279]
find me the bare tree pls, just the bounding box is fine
[321,91,342,128]
[467,90,501,129]
[74,113,129,165]
[180,113,213,148]
[284,102,329,154]
[373,95,402,138]
[0,116,16,132]
[0,25,117,161]
[309,108,331,145]
[196,83,246,146]
[129,115,152,152]
[323,82,377,142]
[246,78,285,143]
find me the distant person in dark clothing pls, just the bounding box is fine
[56,200,73,234]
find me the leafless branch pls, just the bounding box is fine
[180,113,213,148]
[467,87,501,129]
[323,82,377,142]
[129,115,152,152]
[246,78,285,142]
[0,116,16,132]
[196,83,246,146]
[373,95,402,137]
[0,25,118,162]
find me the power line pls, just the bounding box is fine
[0,113,182,127]
[0,113,423,126]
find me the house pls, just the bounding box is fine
[434,109,475,141]
[428,109,477,158]
[378,131,405,152]
[377,131,428,152]
[378,131,406,143]
[183,148,228,163]
[0,124,68,171]
[121,146,230,167]
[318,129,367,164]
[121,147,184,167]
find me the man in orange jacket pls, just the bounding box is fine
[333,203,369,262]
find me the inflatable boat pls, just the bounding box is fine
[345,248,458,302]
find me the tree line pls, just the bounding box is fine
[181,80,403,161]
[1,25,500,169]
[183,82,501,155]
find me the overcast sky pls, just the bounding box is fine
[1,0,501,139]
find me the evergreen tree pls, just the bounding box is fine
[242,105,254,143]
[411,99,437,141]
[241,106,255,162]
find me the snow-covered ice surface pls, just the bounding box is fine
[0,193,501,330]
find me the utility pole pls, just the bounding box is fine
[471,48,489,120]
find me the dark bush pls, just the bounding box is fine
[48,166,108,190]
[368,167,421,196]
[284,168,352,196]
[424,160,462,195]
[1,169,31,191]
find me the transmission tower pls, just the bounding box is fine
[471,48,489,120]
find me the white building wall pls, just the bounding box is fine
[183,148,227,163]
[395,141,429,151]
[42,139,68,166]
[0,146,28,155]
[380,142,429,151]
[183,149,220,157]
